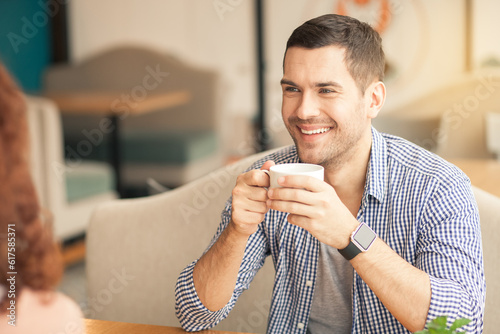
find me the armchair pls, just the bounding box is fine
[474,187,500,333]
[86,148,500,332]
[85,149,277,333]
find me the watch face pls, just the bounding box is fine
[354,224,376,249]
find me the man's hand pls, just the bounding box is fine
[266,175,359,249]
[230,160,275,237]
[194,160,275,311]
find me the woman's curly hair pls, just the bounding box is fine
[0,63,63,310]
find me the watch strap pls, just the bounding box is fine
[338,240,361,261]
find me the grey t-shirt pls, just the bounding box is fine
[307,242,353,334]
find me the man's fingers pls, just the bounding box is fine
[275,174,325,192]
[267,198,317,218]
[230,163,278,232]
[238,169,271,188]
[268,187,314,203]
[231,199,269,235]
[233,195,269,214]
[233,180,268,201]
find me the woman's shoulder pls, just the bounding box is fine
[0,288,84,333]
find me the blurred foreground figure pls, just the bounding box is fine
[0,64,84,333]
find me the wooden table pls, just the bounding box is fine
[84,319,249,334]
[449,159,500,198]
[45,90,191,197]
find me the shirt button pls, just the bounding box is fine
[297,323,305,329]
[306,280,313,287]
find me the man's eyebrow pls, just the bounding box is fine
[280,79,343,89]
[315,81,343,89]
[280,79,297,86]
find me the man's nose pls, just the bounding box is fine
[296,92,321,119]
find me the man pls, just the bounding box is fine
[176,14,485,333]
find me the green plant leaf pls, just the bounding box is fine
[449,318,471,331]
[414,317,471,334]
[429,316,448,329]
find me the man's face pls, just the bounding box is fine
[281,45,373,169]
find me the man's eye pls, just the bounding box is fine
[319,88,334,94]
[284,86,299,92]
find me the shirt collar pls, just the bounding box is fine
[364,127,387,203]
[294,126,387,202]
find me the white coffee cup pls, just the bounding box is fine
[267,163,324,188]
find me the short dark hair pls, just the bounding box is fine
[285,14,385,93]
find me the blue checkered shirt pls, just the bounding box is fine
[176,127,485,333]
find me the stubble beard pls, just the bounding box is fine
[287,115,367,171]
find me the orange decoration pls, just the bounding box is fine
[336,0,391,34]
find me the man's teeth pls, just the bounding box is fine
[300,127,330,135]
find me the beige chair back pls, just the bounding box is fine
[473,187,500,333]
[86,149,277,333]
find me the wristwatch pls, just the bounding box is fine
[338,223,377,260]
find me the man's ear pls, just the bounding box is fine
[366,81,386,119]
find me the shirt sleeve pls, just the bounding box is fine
[175,199,270,332]
[416,177,485,332]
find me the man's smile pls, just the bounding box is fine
[294,124,335,143]
[299,126,332,135]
